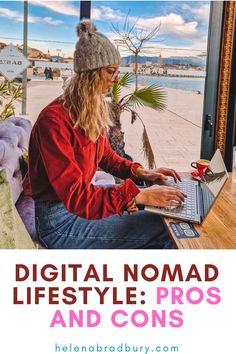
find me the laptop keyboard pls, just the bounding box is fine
[156,179,198,220]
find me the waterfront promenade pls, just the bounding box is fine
[14,79,203,172]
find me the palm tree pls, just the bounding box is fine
[107,72,166,169]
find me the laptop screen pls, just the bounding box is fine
[201,149,228,218]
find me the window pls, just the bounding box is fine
[1,1,234,170]
[90,1,211,170]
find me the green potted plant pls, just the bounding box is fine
[108,72,166,169]
[0,80,23,120]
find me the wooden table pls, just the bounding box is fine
[163,173,236,249]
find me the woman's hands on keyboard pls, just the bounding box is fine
[135,167,181,183]
[135,185,187,208]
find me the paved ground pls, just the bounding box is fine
[120,87,203,171]
[15,80,204,172]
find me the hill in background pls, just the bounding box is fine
[121,55,206,67]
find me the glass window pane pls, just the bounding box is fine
[0,0,211,172]
[91,0,210,171]
[0,1,79,122]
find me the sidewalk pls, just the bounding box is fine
[121,87,203,171]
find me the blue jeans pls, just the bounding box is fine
[35,201,175,249]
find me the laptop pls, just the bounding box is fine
[145,149,228,224]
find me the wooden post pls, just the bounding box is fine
[21,1,28,115]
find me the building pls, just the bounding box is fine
[145,61,152,67]
[157,54,163,67]
[50,55,64,63]
[0,42,6,50]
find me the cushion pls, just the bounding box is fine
[0,169,36,249]
[16,194,37,243]
[0,116,32,150]
[0,117,32,202]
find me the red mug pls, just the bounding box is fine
[191,159,210,177]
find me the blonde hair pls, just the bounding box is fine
[63,69,112,142]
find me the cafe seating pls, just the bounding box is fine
[0,116,115,247]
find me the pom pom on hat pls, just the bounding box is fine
[76,20,97,37]
[74,19,120,73]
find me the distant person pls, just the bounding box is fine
[44,67,49,80]
[25,20,185,249]
[48,67,53,80]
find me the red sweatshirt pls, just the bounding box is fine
[25,97,141,219]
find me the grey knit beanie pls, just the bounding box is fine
[74,20,121,73]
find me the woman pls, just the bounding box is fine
[25,20,186,249]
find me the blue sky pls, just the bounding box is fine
[0,1,210,57]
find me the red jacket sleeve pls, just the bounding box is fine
[35,116,140,220]
[99,135,142,181]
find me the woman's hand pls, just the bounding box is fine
[135,167,181,183]
[135,184,186,208]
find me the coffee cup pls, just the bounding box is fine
[191,159,210,177]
